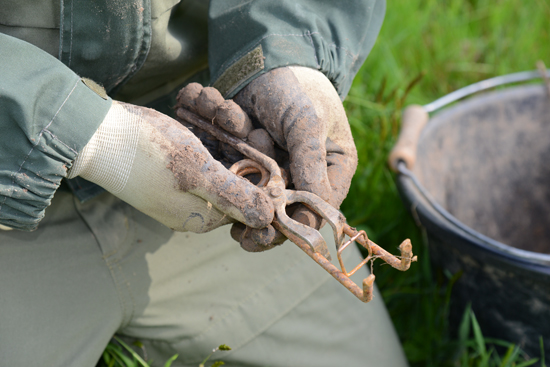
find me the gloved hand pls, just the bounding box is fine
[176,66,358,249]
[67,101,273,233]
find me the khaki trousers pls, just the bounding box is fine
[0,190,408,367]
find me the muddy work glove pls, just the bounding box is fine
[176,66,357,250]
[67,101,273,233]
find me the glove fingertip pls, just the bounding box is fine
[196,87,225,120]
[240,187,274,229]
[177,83,203,112]
[233,224,282,252]
[230,222,246,242]
[215,100,253,139]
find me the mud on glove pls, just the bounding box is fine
[176,67,357,249]
[68,101,273,233]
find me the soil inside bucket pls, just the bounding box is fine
[413,86,550,254]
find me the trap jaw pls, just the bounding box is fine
[274,202,416,303]
[232,159,417,304]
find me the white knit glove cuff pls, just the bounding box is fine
[67,102,142,194]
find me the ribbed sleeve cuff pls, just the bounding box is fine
[0,79,111,231]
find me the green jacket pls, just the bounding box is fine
[0,0,385,231]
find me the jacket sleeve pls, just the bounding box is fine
[208,0,385,99]
[0,34,112,231]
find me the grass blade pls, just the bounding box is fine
[515,359,540,367]
[470,311,487,357]
[163,354,179,367]
[500,345,519,367]
[113,337,150,366]
[541,337,547,367]
[105,344,136,366]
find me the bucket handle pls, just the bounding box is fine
[388,67,550,173]
[388,105,429,172]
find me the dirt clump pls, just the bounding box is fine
[167,147,205,192]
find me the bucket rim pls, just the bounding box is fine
[423,68,550,113]
[397,161,550,267]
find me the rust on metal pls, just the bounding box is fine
[337,230,371,277]
[343,226,417,272]
[178,107,417,303]
[229,159,270,187]
[273,218,376,303]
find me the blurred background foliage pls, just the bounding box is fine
[341,0,549,365]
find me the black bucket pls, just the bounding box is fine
[390,72,550,356]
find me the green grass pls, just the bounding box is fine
[98,339,230,367]
[341,0,550,366]
[100,1,550,365]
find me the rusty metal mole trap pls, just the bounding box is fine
[177,108,417,303]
